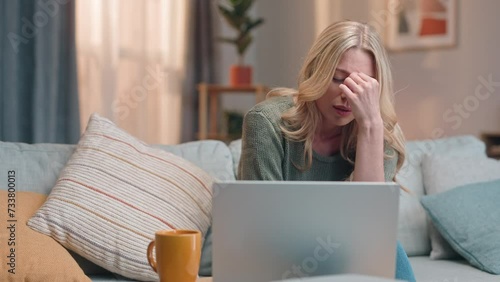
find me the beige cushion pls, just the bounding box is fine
[28,113,214,281]
[0,191,90,282]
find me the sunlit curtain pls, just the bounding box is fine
[76,0,189,144]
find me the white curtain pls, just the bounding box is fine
[76,0,189,144]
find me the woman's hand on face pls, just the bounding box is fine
[339,72,383,129]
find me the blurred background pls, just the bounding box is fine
[1,0,499,148]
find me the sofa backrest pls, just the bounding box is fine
[0,142,76,195]
[0,140,235,196]
[154,140,235,182]
[0,135,487,258]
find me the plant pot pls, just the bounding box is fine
[230,65,252,86]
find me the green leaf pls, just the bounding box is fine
[243,17,264,33]
[229,0,242,6]
[217,5,242,30]
[234,0,253,17]
[216,0,263,57]
[217,36,237,45]
[237,33,252,55]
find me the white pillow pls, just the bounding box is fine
[28,114,214,281]
[396,135,486,256]
[395,148,430,256]
[421,154,500,259]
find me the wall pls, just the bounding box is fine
[254,0,319,88]
[254,0,343,88]
[215,0,500,140]
[371,0,500,140]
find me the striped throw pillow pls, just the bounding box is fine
[27,113,213,281]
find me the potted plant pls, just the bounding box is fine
[217,0,264,86]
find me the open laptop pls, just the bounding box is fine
[212,181,400,282]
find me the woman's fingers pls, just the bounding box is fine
[357,72,375,82]
[343,76,363,94]
[339,83,357,102]
[356,72,379,92]
[345,72,380,97]
[339,71,381,123]
[342,72,377,95]
[349,72,368,85]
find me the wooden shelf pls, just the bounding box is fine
[482,132,500,159]
[197,83,269,141]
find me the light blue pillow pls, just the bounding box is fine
[420,179,500,274]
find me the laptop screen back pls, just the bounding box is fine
[212,181,400,282]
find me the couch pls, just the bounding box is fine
[0,134,498,281]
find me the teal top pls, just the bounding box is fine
[238,96,398,182]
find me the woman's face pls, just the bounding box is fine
[315,48,376,129]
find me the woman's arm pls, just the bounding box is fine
[353,121,385,181]
[238,110,285,180]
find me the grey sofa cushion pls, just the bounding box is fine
[410,256,499,282]
[0,139,234,194]
[229,139,242,177]
[393,135,486,256]
[0,141,76,194]
[154,140,235,181]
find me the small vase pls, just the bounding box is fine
[230,65,252,86]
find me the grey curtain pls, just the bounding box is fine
[182,0,217,142]
[0,0,80,144]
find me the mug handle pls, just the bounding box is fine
[147,240,157,273]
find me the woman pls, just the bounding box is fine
[238,21,416,281]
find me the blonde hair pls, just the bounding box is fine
[268,20,406,181]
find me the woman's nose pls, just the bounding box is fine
[340,92,347,101]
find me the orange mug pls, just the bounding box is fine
[147,230,201,282]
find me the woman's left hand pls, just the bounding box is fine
[339,72,383,129]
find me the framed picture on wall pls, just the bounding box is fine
[386,0,457,51]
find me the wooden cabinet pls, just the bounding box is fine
[482,132,500,159]
[197,83,268,141]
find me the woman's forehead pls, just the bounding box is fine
[335,48,375,77]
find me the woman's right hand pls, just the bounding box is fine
[339,72,383,129]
